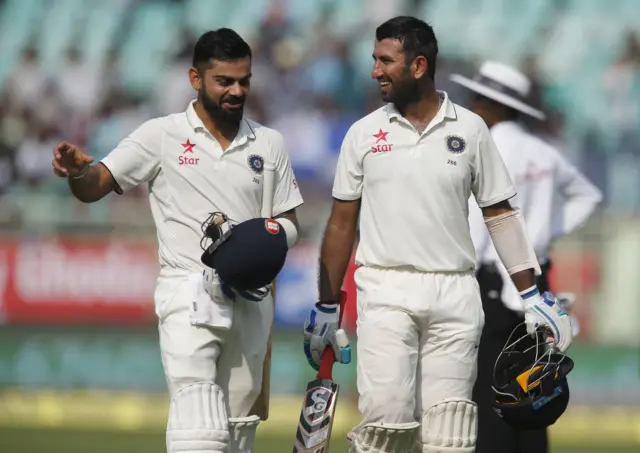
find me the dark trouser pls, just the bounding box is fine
[472,262,551,453]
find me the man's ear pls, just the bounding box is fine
[412,55,428,80]
[189,67,202,91]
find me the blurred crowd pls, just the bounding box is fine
[0,0,639,236]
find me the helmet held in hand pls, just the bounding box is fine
[200,213,289,291]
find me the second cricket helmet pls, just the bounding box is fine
[492,323,574,430]
[199,212,289,290]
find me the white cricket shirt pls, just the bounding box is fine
[101,100,304,273]
[469,121,602,311]
[333,91,516,273]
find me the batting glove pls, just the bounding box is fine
[521,288,573,353]
[556,292,581,338]
[303,302,351,371]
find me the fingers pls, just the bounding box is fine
[327,330,350,364]
[303,339,320,371]
[53,141,69,159]
[570,315,580,338]
[304,312,317,333]
[555,339,568,354]
[53,142,77,177]
[52,158,68,177]
[53,141,94,165]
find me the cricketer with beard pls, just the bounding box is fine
[51,28,303,453]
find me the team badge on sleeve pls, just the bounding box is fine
[446,135,466,154]
[248,154,265,174]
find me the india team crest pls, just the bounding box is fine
[446,135,466,154]
[248,154,264,174]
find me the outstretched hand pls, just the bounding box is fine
[52,141,94,177]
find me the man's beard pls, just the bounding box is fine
[201,89,245,124]
[382,69,419,107]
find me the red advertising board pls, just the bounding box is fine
[0,236,597,333]
[0,238,159,324]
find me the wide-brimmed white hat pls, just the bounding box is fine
[450,61,545,120]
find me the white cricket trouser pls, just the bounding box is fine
[354,266,484,426]
[155,269,273,418]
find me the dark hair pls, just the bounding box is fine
[192,28,252,71]
[375,16,438,80]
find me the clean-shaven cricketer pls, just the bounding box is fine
[302,16,573,453]
[52,28,303,453]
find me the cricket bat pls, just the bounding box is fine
[293,291,347,452]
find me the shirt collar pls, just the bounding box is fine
[384,90,458,123]
[185,100,256,147]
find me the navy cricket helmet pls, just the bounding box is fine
[492,324,574,430]
[200,212,289,290]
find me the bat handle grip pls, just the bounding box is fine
[316,290,348,381]
[317,347,335,380]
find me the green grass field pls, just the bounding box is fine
[0,427,638,453]
[1,390,638,452]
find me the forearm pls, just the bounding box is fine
[482,201,541,293]
[510,268,536,292]
[274,209,299,230]
[318,222,357,303]
[68,164,113,203]
[274,209,299,248]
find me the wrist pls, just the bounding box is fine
[70,165,90,179]
[520,285,542,308]
[315,301,339,313]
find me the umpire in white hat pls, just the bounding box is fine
[450,61,602,453]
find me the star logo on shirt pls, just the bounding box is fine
[373,129,389,143]
[182,139,196,153]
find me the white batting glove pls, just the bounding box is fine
[556,292,581,338]
[303,302,351,371]
[520,287,573,353]
[555,292,576,310]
